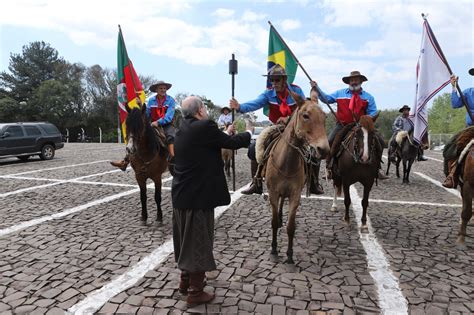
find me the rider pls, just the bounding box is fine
[442,69,474,188]
[311,70,389,180]
[229,64,324,195]
[217,107,233,127]
[388,105,413,161]
[111,80,176,171]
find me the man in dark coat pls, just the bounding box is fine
[172,96,252,306]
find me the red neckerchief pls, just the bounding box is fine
[349,90,363,120]
[156,95,167,118]
[277,88,292,117]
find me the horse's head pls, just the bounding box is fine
[125,104,148,155]
[356,113,378,163]
[290,91,330,159]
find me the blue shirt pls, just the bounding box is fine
[451,88,474,126]
[238,84,305,113]
[146,94,176,126]
[318,87,378,117]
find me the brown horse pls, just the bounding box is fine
[125,105,169,224]
[221,124,234,177]
[386,130,418,183]
[265,91,329,264]
[457,140,474,244]
[330,114,381,232]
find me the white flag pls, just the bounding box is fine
[409,20,451,144]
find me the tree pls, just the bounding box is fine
[375,109,399,142]
[428,92,465,134]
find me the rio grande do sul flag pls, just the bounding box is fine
[117,26,145,142]
[409,19,451,144]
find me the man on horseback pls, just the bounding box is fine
[311,71,389,180]
[229,64,325,195]
[442,69,474,188]
[111,80,176,171]
[388,105,428,163]
[217,106,232,127]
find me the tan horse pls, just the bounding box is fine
[125,105,169,224]
[457,139,474,244]
[265,91,329,264]
[221,124,234,177]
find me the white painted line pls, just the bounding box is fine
[414,172,461,199]
[349,185,408,314]
[67,183,250,315]
[301,194,461,208]
[425,156,443,163]
[4,160,109,176]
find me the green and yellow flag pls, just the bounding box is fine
[117,26,146,142]
[264,25,298,116]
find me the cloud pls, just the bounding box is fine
[280,19,301,31]
[212,8,235,18]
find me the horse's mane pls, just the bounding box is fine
[456,126,474,151]
[359,115,375,132]
[126,107,158,155]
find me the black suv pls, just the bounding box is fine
[0,122,64,161]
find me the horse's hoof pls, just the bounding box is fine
[456,235,465,244]
[331,206,337,212]
[284,257,295,264]
[360,225,369,233]
[271,248,278,255]
[141,219,148,226]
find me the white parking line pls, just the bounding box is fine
[0,177,172,238]
[425,156,443,163]
[350,186,408,314]
[3,160,109,176]
[414,172,461,199]
[67,183,250,315]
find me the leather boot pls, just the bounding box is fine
[242,160,263,195]
[179,271,190,295]
[442,159,458,189]
[377,170,389,180]
[417,148,428,161]
[167,144,175,176]
[309,163,324,195]
[110,155,129,171]
[186,272,215,306]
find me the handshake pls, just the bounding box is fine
[225,120,254,135]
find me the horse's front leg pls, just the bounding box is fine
[402,158,408,183]
[360,181,374,233]
[458,183,472,244]
[285,195,300,264]
[406,158,415,183]
[269,193,280,255]
[137,178,148,223]
[343,183,351,224]
[395,157,401,178]
[385,159,391,176]
[154,178,163,222]
[331,188,338,212]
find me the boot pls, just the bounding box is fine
[186,272,215,306]
[309,163,324,195]
[417,148,428,161]
[378,170,389,180]
[110,155,129,171]
[442,160,458,189]
[179,271,190,295]
[167,144,175,176]
[242,160,263,195]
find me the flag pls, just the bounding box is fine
[409,19,451,144]
[117,27,146,143]
[264,25,299,116]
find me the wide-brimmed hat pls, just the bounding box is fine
[399,105,410,112]
[342,70,368,84]
[221,106,231,113]
[149,80,172,92]
[469,68,474,76]
[263,64,287,77]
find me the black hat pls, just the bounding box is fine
[342,70,368,84]
[399,105,410,113]
[469,68,474,76]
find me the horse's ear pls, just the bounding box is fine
[372,111,380,122]
[289,90,305,108]
[310,87,319,103]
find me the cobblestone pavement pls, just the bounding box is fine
[0,144,472,314]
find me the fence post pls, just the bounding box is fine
[66,128,69,143]
[118,127,122,143]
[80,128,85,142]
[99,127,102,143]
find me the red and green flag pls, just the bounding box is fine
[117,26,145,142]
[264,25,299,116]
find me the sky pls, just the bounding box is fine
[1,0,473,121]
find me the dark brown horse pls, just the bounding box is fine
[265,91,329,264]
[385,130,418,183]
[125,105,169,224]
[330,114,381,232]
[457,138,474,244]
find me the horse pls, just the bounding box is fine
[264,90,329,264]
[330,113,382,232]
[125,104,169,224]
[221,124,234,177]
[385,130,418,183]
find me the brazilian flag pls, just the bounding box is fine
[264,25,299,116]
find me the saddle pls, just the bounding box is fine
[332,123,357,158]
[255,124,285,164]
[152,125,168,153]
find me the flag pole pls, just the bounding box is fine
[118,25,140,102]
[421,14,474,124]
[229,54,238,192]
[267,21,339,122]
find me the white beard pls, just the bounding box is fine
[349,84,361,91]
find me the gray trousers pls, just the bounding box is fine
[173,208,216,273]
[162,123,176,144]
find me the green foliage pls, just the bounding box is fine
[375,109,399,142]
[428,92,465,133]
[234,119,246,133]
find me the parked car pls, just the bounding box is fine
[0,122,64,161]
[251,126,265,141]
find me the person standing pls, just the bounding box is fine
[172,96,252,305]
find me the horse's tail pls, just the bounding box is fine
[395,131,408,146]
